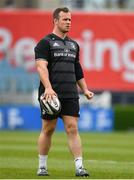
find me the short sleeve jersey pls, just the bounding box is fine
[34,33,82,99]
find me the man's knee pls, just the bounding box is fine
[41,119,57,136]
[42,124,56,136]
[66,124,78,135]
[43,127,55,136]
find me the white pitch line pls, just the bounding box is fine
[88,160,134,164]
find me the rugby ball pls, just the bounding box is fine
[40,94,61,115]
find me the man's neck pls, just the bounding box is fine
[52,29,67,39]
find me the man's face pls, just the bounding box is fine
[55,11,71,33]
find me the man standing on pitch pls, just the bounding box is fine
[34,7,94,177]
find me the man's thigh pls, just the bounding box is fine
[60,98,80,117]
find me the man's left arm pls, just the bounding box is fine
[75,61,94,99]
[75,43,94,99]
[77,78,94,100]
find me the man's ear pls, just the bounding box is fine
[54,18,58,25]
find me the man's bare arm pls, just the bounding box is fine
[35,59,57,101]
[77,78,94,100]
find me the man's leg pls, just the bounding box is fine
[62,115,82,158]
[62,115,89,177]
[37,118,57,176]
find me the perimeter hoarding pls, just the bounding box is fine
[0,105,114,132]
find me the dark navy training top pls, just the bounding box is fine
[34,33,84,99]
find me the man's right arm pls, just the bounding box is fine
[35,59,57,101]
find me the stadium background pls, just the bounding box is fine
[0,0,134,179]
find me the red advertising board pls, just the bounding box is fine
[0,10,134,91]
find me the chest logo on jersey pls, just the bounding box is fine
[53,42,60,47]
[68,42,76,50]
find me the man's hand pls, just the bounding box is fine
[44,87,57,102]
[77,78,94,100]
[84,89,94,100]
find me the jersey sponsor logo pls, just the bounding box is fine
[54,52,76,58]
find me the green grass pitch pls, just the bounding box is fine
[0,131,134,179]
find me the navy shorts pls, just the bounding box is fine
[39,98,80,120]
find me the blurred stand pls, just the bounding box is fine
[0,0,134,10]
[4,0,16,9]
[84,0,107,11]
[61,0,84,9]
[60,0,134,11]
[0,0,37,9]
